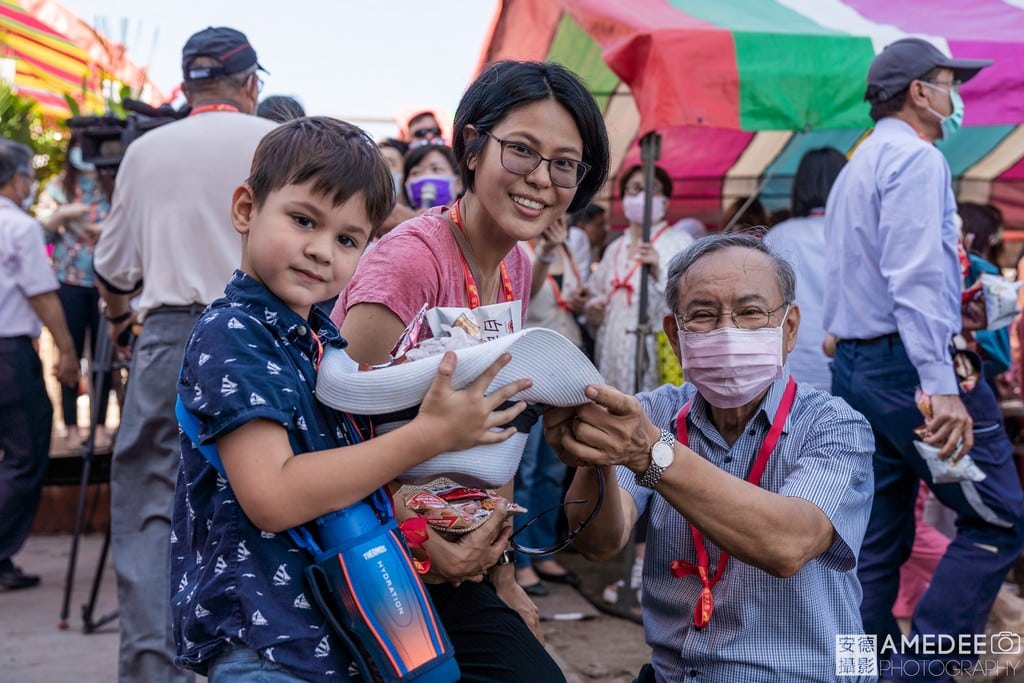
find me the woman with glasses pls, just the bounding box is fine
[332,60,608,682]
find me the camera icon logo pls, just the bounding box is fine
[991,632,1021,654]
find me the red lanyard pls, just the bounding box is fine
[526,242,581,310]
[609,224,670,306]
[189,103,241,116]
[449,199,515,308]
[669,376,797,628]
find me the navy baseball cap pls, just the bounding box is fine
[181,27,266,82]
[866,38,992,103]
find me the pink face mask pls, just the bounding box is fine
[679,324,785,409]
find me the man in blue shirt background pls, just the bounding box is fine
[825,38,1024,681]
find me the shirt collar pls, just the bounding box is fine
[222,270,344,351]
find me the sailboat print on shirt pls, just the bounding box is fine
[272,564,291,586]
[236,540,251,562]
[221,375,238,396]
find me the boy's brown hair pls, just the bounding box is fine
[246,116,395,234]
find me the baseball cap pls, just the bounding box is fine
[181,27,266,82]
[866,38,992,103]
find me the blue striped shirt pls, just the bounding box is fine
[823,117,961,395]
[621,371,876,682]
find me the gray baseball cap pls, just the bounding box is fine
[865,38,992,103]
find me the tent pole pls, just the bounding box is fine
[614,131,661,616]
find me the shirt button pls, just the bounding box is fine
[748,428,757,435]
[689,669,698,677]
[296,325,307,336]
[723,456,732,464]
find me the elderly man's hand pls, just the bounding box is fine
[550,385,660,474]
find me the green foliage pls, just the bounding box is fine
[0,82,66,181]
[0,81,38,143]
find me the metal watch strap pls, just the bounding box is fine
[635,429,675,489]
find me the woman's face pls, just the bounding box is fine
[466,99,583,244]
[406,149,456,181]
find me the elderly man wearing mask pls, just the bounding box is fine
[546,234,876,682]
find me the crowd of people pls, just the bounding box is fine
[4,22,1024,683]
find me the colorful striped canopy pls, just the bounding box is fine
[0,0,103,117]
[480,0,1024,231]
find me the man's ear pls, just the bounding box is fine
[783,303,801,355]
[663,314,681,360]
[463,125,481,171]
[231,184,256,236]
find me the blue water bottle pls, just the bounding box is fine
[309,500,460,683]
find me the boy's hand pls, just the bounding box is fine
[415,351,533,454]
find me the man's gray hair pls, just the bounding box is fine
[665,233,797,311]
[0,138,32,187]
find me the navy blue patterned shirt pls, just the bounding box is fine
[172,270,357,680]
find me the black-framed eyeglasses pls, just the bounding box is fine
[482,132,591,189]
[509,464,605,556]
[412,126,441,139]
[676,303,790,333]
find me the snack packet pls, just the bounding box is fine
[401,479,526,538]
[912,388,985,484]
[425,301,522,342]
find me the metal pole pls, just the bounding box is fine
[615,131,662,614]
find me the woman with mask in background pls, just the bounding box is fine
[36,133,115,450]
[586,164,693,394]
[402,143,461,211]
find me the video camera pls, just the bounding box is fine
[66,98,189,177]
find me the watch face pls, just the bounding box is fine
[651,441,674,468]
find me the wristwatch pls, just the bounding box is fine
[635,430,676,489]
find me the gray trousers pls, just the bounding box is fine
[111,309,198,683]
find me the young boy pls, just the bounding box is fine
[171,117,531,682]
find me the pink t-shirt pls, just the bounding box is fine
[332,210,532,334]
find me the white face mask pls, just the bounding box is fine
[679,323,786,409]
[623,193,666,225]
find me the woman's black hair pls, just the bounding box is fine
[401,144,458,206]
[617,164,673,200]
[452,60,609,213]
[959,202,1004,265]
[378,137,409,157]
[791,147,847,218]
[569,202,606,226]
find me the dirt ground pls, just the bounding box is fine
[538,550,650,683]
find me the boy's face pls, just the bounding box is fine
[232,180,372,318]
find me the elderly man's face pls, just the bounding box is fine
[664,246,799,361]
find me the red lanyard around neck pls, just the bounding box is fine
[449,199,515,309]
[609,224,670,306]
[189,103,241,116]
[669,376,797,628]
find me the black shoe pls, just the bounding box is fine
[534,567,581,587]
[0,565,40,591]
[521,581,549,597]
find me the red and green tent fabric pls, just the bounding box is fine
[479,0,1024,232]
[0,0,102,117]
